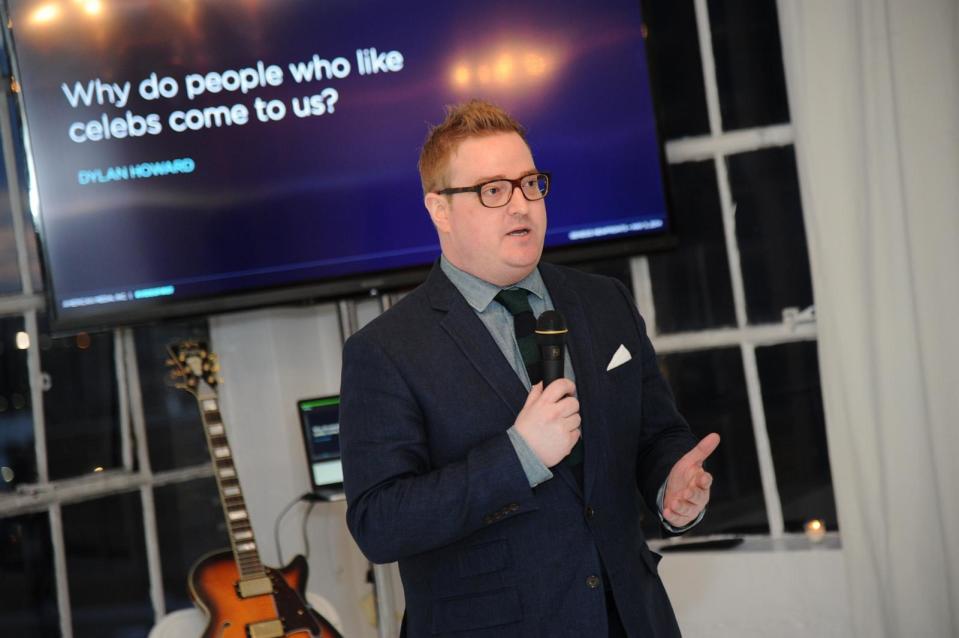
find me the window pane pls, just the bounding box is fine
[155,477,229,612]
[0,146,20,295]
[649,160,736,333]
[707,0,790,129]
[757,341,838,532]
[0,315,36,490]
[63,491,153,637]
[568,256,633,292]
[727,146,813,324]
[0,210,19,295]
[644,347,768,537]
[7,93,43,293]
[39,319,122,480]
[134,319,210,472]
[0,512,59,637]
[640,0,711,139]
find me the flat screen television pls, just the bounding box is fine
[4,0,672,332]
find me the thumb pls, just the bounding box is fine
[686,433,721,465]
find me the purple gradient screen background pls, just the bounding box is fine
[9,0,667,324]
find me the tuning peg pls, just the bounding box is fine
[165,358,175,366]
[178,353,186,363]
[187,378,197,387]
[212,363,221,372]
[207,376,216,385]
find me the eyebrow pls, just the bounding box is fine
[471,169,540,185]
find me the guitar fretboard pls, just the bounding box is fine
[199,397,266,580]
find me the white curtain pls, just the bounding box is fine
[776,1,959,636]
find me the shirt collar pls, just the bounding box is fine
[440,255,546,313]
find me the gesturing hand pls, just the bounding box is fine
[663,433,720,528]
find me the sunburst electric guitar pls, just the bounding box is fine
[167,340,342,638]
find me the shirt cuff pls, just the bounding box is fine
[657,479,705,534]
[507,427,553,487]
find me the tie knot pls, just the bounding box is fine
[494,288,533,316]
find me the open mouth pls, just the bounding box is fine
[507,228,530,237]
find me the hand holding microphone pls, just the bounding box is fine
[513,310,579,467]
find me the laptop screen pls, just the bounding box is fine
[297,396,344,492]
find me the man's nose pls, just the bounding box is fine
[506,185,528,215]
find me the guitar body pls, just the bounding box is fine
[189,550,341,638]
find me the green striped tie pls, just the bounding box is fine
[494,288,542,385]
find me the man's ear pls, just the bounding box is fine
[424,192,451,233]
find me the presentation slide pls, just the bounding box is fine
[8,0,667,327]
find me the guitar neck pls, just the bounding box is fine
[197,394,266,581]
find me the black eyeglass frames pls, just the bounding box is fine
[436,172,550,208]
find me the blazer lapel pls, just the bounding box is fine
[540,263,607,504]
[426,264,529,415]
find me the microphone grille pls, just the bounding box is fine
[535,310,567,334]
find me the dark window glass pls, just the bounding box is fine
[0,316,36,490]
[63,491,153,637]
[567,256,633,292]
[0,122,22,294]
[757,341,838,532]
[39,318,122,480]
[640,0,711,138]
[643,347,767,537]
[648,160,736,333]
[727,146,813,324]
[0,512,59,637]
[707,0,790,129]
[0,180,19,295]
[7,94,43,293]
[134,319,211,472]
[155,477,230,612]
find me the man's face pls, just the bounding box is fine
[425,132,547,287]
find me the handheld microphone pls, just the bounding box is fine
[535,310,567,386]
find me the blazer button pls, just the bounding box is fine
[586,575,601,589]
[585,506,595,519]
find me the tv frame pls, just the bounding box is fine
[1,1,679,336]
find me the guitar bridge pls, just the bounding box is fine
[247,619,285,638]
[236,576,273,598]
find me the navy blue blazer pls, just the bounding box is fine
[340,261,697,637]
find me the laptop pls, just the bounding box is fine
[297,396,345,501]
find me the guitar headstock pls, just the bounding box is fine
[166,340,222,398]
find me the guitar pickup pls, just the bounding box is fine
[236,576,273,598]
[247,619,285,638]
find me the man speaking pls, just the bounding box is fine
[340,100,719,637]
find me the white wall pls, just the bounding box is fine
[209,299,853,638]
[659,539,851,637]
[210,301,399,638]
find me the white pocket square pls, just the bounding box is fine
[606,344,632,371]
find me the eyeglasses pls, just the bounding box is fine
[436,172,551,208]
